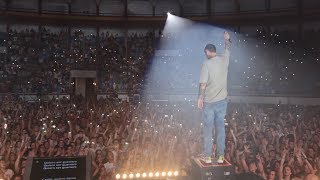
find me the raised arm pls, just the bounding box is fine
[240,154,249,173]
[256,154,267,180]
[15,144,27,173]
[278,149,287,180]
[230,129,238,150]
[302,151,316,174]
[224,31,231,51]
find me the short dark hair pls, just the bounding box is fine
[204,44,216,52]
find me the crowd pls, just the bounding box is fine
[0,96,131,179]
[0,95,319,180]
[226,103,320,180]
[0,27,154,94]
[0,24,319,180]
[0,25,320,96]
[230,27,320,95]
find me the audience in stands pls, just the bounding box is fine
[1,26,320,96]
[0,27,154,95]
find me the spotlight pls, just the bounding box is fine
[168,171,173,176]
[115,174,121,179]
[122,174,127,179]
[174,171,179,176]
[155,172,160,177]
[142,173,147,178]
[149,172,154,177]
[129,173,134,179]
[136,173,141,178]
[161,172,167,176]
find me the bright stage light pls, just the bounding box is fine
[129,173,134,178]
[136,173,141,178]
[117,170,179,179]
[142,172,147,178]
[174,171,179,176]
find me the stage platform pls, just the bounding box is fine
[190,157,235,180]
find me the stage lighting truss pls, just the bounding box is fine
[115,171,179,179]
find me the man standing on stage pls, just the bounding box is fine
[198,31,230,164]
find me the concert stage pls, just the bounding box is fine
[113,157,235,180]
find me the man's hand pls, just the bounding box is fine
[224,31,231,51]
[224,31,230,41]
[198,98,204,110]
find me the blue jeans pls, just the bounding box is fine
[202,99,228,157]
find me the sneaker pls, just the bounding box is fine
[199,155,212,164]
[217,155,224,164]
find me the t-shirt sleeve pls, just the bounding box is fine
[199,62,209,83]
